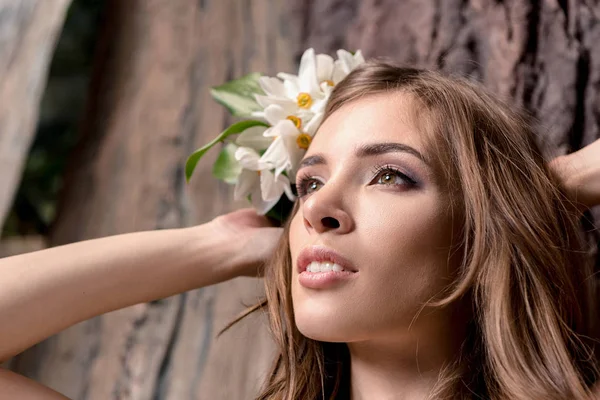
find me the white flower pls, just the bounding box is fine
[255,48,328,116]
[260,104,321,135]
[234,147,295,215]
[313,53,348,95]
[260,112,323,179]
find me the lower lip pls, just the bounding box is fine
[298,271,357,289]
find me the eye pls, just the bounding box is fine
[371,165,417,187]
[296,175,323,197]
[295,165,417,198]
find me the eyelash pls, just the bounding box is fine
[295,164,418,198]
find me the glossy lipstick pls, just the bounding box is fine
[296,246,358,289]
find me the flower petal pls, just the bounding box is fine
[332,60,347,84]
[235,126,272,150]
[260,169,285,202]
[277,72,300,97]
[235,147,264,170]
[263,104,289,125]
[260,136,291,175]
[320,81,335,96]
[304,112,324,135]
[251,184,279,215]
[298,48,320,94]
[310,97,328,115]
[316,54,335,83]
[336,49,365,74]
[234,169,259,200]
[255,94,296,110]
[281,134,307,173]
[353,50,366,65]
[336,49,354,74]
[283,78,300,99]
[258,76,287,97]
[282,178,296,201]
[263,119,298,138]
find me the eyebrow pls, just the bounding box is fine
[298,142,428,170]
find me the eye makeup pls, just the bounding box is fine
[295,162,420,198]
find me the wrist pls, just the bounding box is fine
[551,153,600,211]
[182,222,245,287]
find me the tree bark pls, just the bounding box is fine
[11,0,600,399]
[0,0,72,235]
[12,0,292,399]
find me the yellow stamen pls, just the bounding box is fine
[286,115,302,129]
[297,92,313,109]
[321,79,334,87]
[296,133,312,150]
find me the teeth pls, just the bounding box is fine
[305,261,345,273]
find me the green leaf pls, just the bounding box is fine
[185,120,268,182]
[212,143,241,184]
[210,72,265,117]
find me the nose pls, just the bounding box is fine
[301,181,354,235]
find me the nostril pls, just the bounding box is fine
[321,217,340,229]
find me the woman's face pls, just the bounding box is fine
[289,93,460,343]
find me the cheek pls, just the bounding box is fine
[288,211,305,267]
[361,193,454,258]
[349,196,458,327]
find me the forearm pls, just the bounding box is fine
[550,140,600,210]
[0,222,236,361]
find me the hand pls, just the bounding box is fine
[210,208,284,278]
[549,139,600,211]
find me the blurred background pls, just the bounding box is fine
[0,0,598,399]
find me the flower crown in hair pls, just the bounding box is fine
[185,48,365,221]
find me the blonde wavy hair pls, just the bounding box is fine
[236,61,600,399]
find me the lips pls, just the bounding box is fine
[296,246,358,274]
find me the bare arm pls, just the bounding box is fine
[0,209,282,362]
[0,368,69,400]
[549,139,600,210]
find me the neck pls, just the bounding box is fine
[347,308,467,400]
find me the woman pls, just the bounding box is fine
[1,61,600,399]
[254,62,600,399]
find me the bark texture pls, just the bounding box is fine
[0,0,72,235]
[9,0,600,399]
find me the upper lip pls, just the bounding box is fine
[297,246,358,273]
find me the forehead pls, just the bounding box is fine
[307,92,427,157]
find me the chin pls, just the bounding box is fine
[293,302,360,343]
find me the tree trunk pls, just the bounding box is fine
[11,0,600,399]
[11,0,292,399]
[0,0,72,235]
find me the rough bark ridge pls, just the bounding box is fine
[0,0,72,235]
[11,0,600,399]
